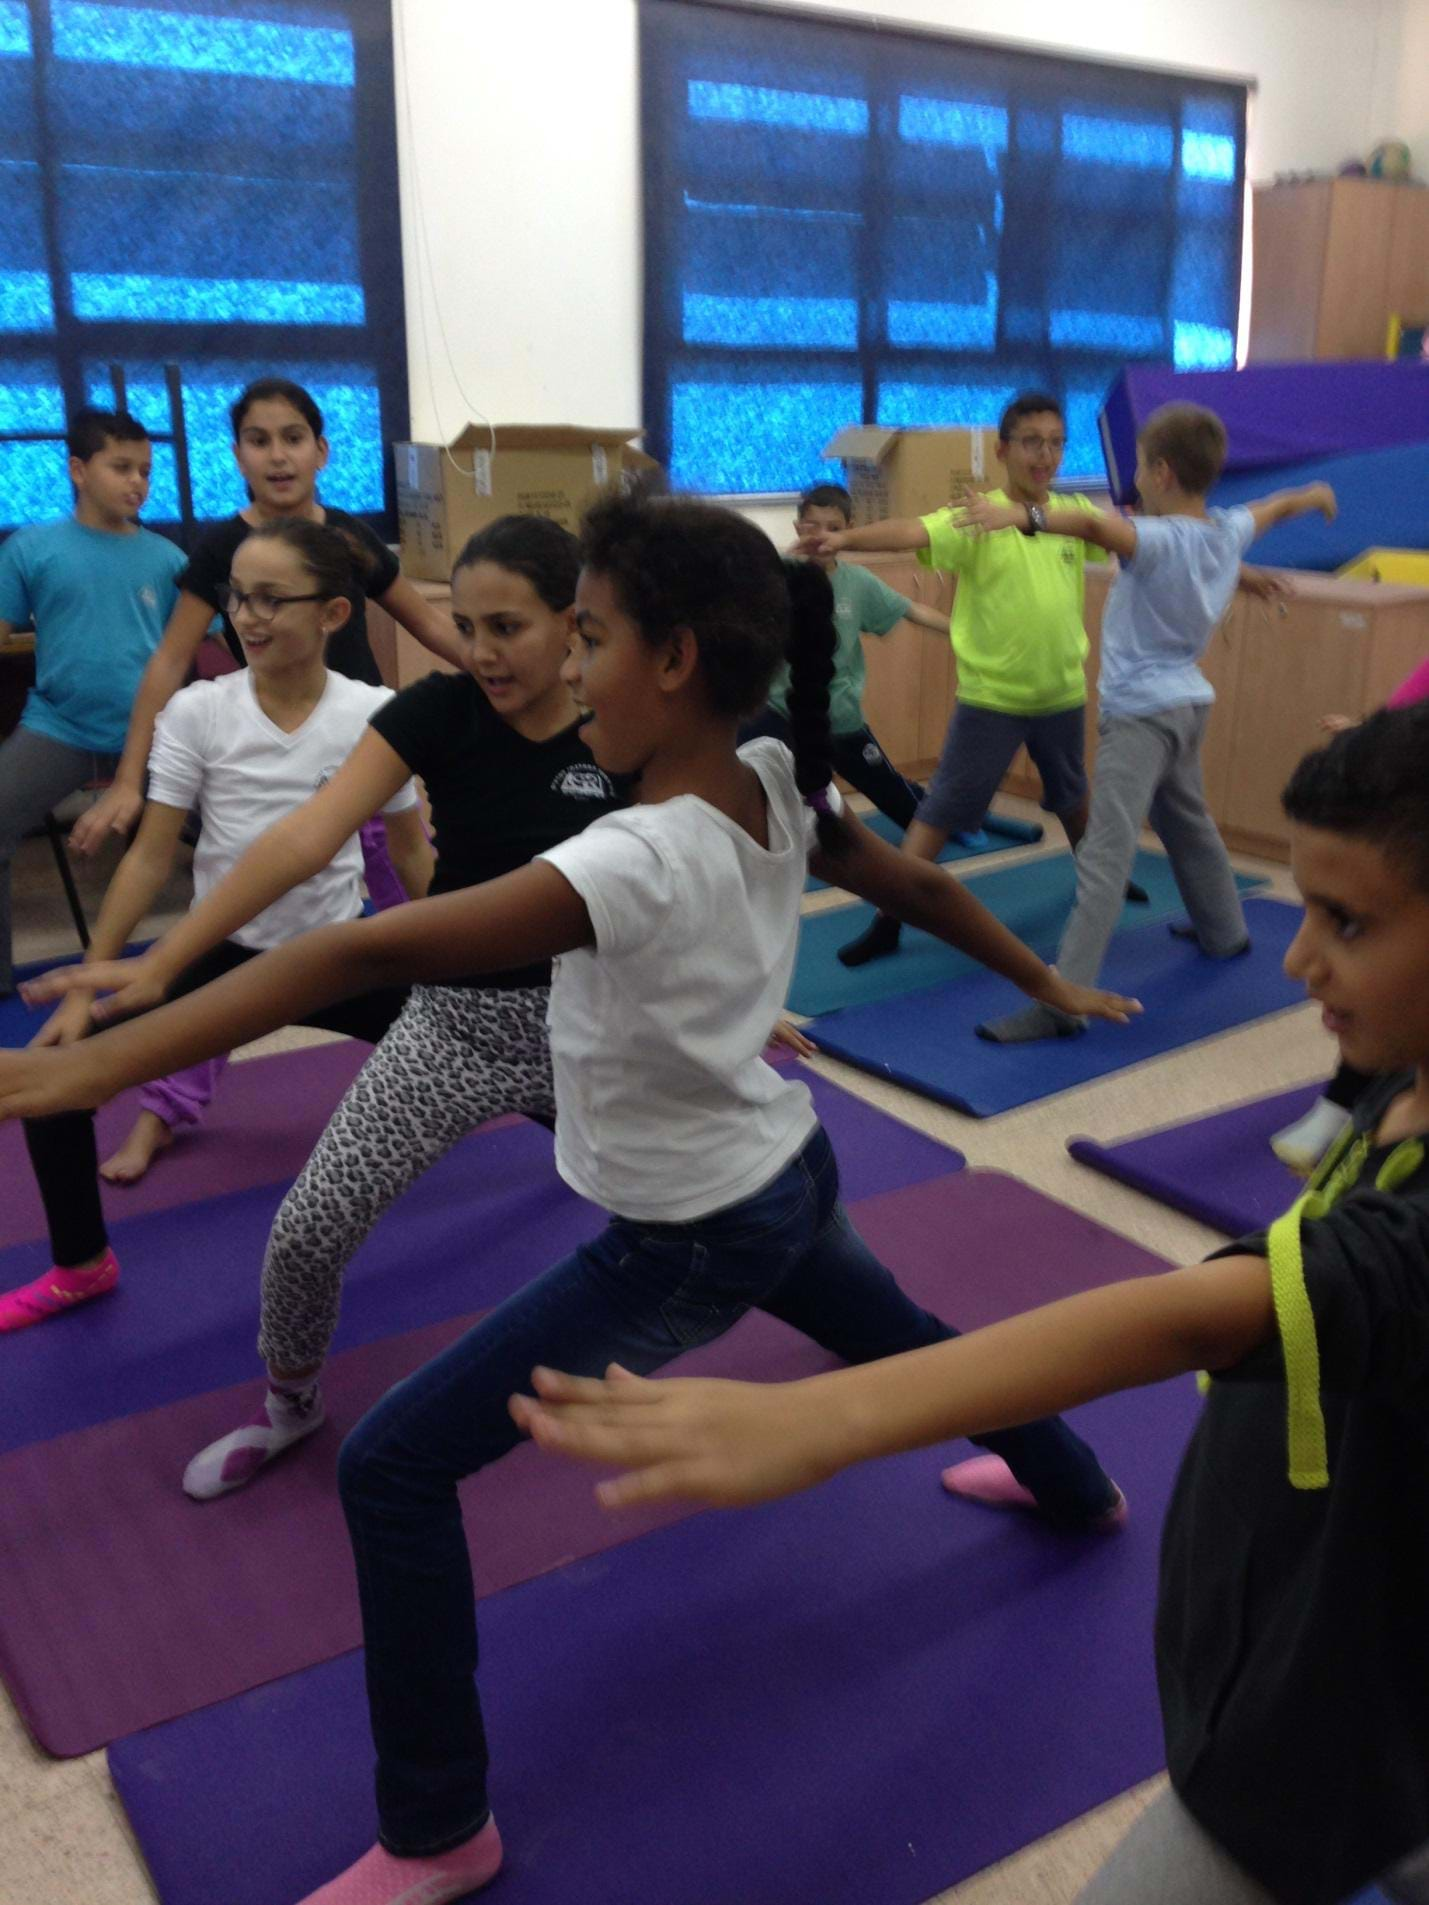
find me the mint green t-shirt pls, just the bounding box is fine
[918,490,1107,715]
[768,561,910,735]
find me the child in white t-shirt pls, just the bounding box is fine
[0,519,427,1331]
[0,494,1136,1904]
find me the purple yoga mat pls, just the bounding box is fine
[0,1040,372,1251]
[109,1207,1191,1905]
[1068,1083,1321,1237]
[6,1170,1143,1757]
[0,1058,962,1457]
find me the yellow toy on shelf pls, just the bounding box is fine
[1337,548,1429,586]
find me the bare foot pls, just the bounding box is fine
[100,1111,174,1185]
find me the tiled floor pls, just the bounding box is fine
[0,798,1330,1905]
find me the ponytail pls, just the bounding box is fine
[781,558,851,857]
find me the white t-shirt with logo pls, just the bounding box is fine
[538,738,840,1222]
[147,670,419,950]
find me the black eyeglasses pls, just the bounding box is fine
[1008,434,1066,455]
[223,587,328,625]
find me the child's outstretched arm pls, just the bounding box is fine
[512,1253,1275,1509]
[903,601,952,636]
[376,575,465,670]
[811,814,1140,1025]
[1245,481,1337,537]
[0,863,594,1121]
[799,517,931,560]
[952,492,1138,559]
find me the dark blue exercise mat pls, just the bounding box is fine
[805,808,1044,894]
[809,897,1306,1119]
[791,849,1267,1018]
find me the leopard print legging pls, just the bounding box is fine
[257,982,555,1372]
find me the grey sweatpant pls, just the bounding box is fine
[0,724,117,992]
[1057,703,1246,988]
[1077,1784,1429,1904]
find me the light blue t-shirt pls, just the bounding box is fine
[1098,507,1255,719]
[0,517,186,753]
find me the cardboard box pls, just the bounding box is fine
[823,425,999,526]
[394,424,656,581]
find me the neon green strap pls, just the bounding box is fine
[1266,1198,1330,1490]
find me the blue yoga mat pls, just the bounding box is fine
[110,1367,1198,1905]
[0,1063,961,1457]
[791,848,1266,1018]
[805,808,1042,894]
[811,897,1307,1118]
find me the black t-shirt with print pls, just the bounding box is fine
[179,508,398,686]
[371,669,624,988]
[1158,1069,1429,1903]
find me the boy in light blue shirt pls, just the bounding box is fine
[0,408,185,990]
[955,402,1337,1042]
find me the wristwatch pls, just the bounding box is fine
[1022,503,1047,536]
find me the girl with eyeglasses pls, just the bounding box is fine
[69,377,463,1187]
[0,519,428,1332]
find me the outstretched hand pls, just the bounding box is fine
[949,488,1021,535]
[20,952,169,1028]
[1034,971,1142,1026]
[509,1363,839,1510]
[767,1017,817,1058]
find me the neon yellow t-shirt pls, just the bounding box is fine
[918,490,1107,715]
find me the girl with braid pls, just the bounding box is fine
[0,494,1136,1905]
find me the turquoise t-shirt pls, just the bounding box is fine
[0,517,186,753]
[769,561,910,734]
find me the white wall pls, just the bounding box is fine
[392,0,1422,456]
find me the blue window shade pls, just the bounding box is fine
[0,0,405,537]
[642,0,1245,495]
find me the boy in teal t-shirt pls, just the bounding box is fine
[744,484,949,831]
[802,393,1131,966]
[0,408,185,991]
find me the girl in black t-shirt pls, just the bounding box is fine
[69,378,465,1186]
[34,517,622,1500]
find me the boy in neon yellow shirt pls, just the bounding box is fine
[805,392,1130,967]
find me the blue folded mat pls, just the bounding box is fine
[791,848,1266,1018]
[806,808,1042,893]
[811,896,1305,1117]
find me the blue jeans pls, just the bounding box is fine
[338,1125,1118,1854]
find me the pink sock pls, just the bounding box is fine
[0,1249,120,1333]
[299,1819,502,1903]
[941,1455,1128,1532]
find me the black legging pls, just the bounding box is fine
[23,938,408,1268]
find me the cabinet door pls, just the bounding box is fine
[1361,598,1429,710]
[1387,188,1429,327]
[1249,182,1329,361]
[1224,597,1369,848]
[1197,600,1244,819]
[1318,180,1396,358]
[859,621,925,764]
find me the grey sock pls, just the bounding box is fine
[976,1002,1086,1044]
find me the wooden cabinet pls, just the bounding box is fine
[854,558,1429,863]
[1249,177,1429,362]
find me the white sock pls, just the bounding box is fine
[183,1379,325,1501]
[1270,1097,1351,1176]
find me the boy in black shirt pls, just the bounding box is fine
[517,704,1429,1905]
